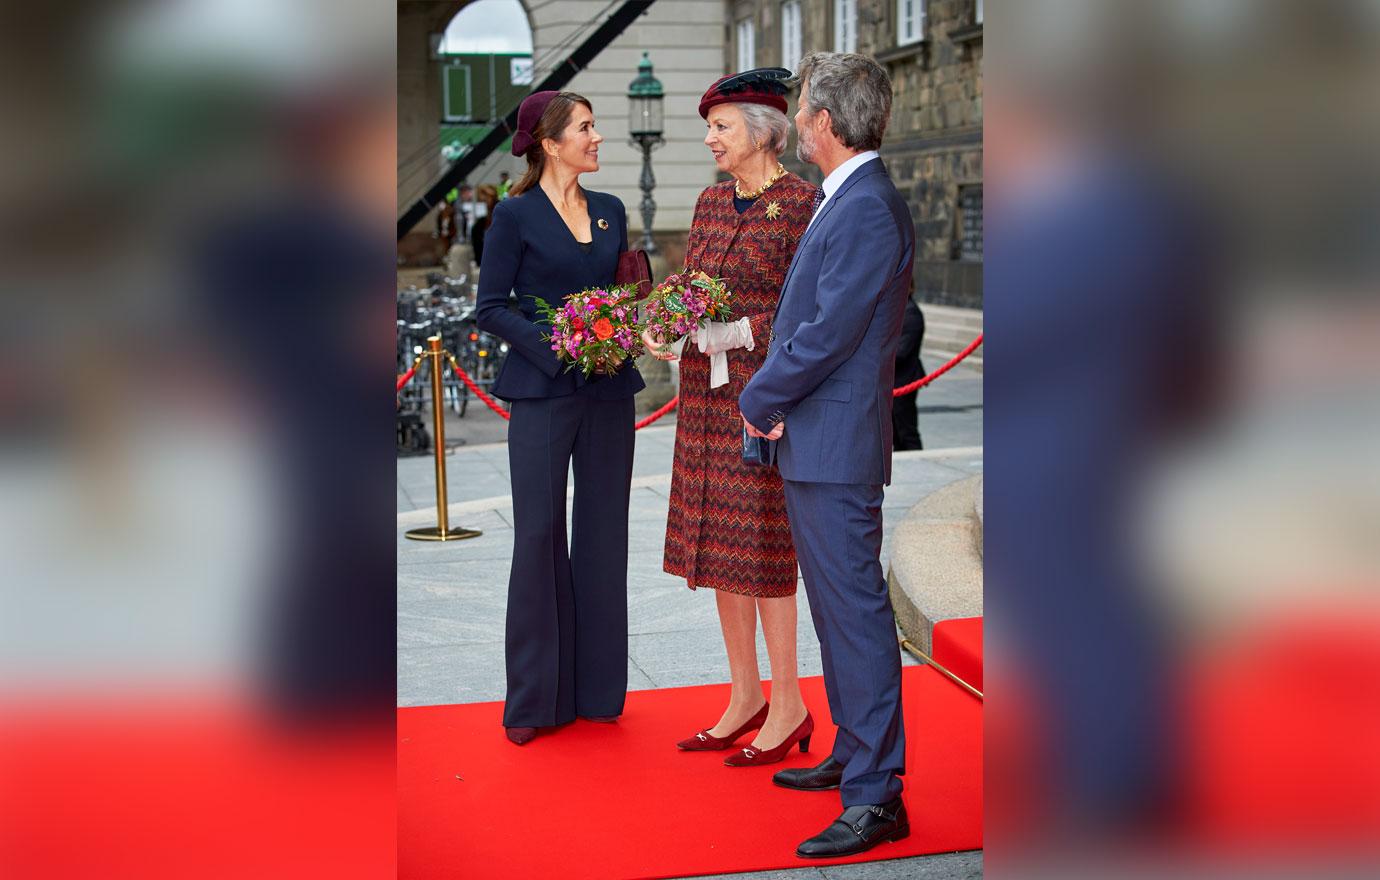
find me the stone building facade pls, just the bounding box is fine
[727,0,983,308]
[400,0,727,263]
[401,0,980,309]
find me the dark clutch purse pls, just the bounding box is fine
[615,249,653,299]
[742,426,777,467]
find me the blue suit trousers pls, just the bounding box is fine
[783,478,906,805]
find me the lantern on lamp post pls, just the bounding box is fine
[627,51,664,254]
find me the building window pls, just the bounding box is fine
[443,64,472,121]
[898,0,927,46]
[957,185,983,261]
[976,0,983,24]
[781,1,803,71]
[834,0,857,53]
[736,19,756,72]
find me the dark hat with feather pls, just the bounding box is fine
[698,67,794,119]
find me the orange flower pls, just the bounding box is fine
[593,317,614,341]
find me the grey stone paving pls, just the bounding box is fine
[397,357,982,878]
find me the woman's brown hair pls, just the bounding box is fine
[509,91,593,198]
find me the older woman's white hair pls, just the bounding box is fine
[734,101,792,156]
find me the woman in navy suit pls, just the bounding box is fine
[476,91,644,745]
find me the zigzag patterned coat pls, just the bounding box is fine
[663,173,819,596]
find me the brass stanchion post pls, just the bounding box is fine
[406,336,482,542]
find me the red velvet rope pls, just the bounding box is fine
[447,355,513,421]
[395,361,421,393]
[891,333,983,397]
[634,396,678,430]
[440,333,982,428]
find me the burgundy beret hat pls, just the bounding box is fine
[511,90,558,157]
[698,67,793,119]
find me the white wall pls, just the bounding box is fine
[530,1,727,232]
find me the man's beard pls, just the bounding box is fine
[796,131,815,163]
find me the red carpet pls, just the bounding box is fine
[933,617,984,691]
[398,665,982,879]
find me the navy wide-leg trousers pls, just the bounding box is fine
[503,393,635,728]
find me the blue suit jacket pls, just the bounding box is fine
[476,186,645,401]
[739,158,916,485]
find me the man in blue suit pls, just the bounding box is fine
[740,52,917,859]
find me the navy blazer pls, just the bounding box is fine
[476,186,645,401]
[739,158,916,485]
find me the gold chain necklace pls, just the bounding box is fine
[734,163,788,201]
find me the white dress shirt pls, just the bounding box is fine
[805,150,881,232]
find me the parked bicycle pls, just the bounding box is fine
[396,277,508,444]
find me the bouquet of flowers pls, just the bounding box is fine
[639,270,734,344]
[536,284,644,378]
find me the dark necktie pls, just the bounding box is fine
[811,189,824,214]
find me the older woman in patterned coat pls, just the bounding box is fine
[644,69,821,766]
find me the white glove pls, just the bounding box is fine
[695,317,755,356]
[696,317,754,389]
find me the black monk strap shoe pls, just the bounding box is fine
[772,755,844,791]
[795,797,910,859]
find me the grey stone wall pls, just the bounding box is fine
[864,0,983,308]
[733,0,983,308]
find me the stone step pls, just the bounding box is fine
[926,317,985,336]
[920,304,984,331]
[925,336,982,357]
[917,305,984,373]
[887,474,984,658]
[920,345,983,374]
[925,321,982,341]
[926,326,985,344]
[925,325,983,345]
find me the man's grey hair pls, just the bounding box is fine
[733,102,791,157]
[794,52,893,151]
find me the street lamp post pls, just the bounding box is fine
[627,52,665,254]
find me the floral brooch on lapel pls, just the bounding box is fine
[597,218,609,230]
[765,201,782,220]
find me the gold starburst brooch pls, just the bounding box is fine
[765,201,782,220]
